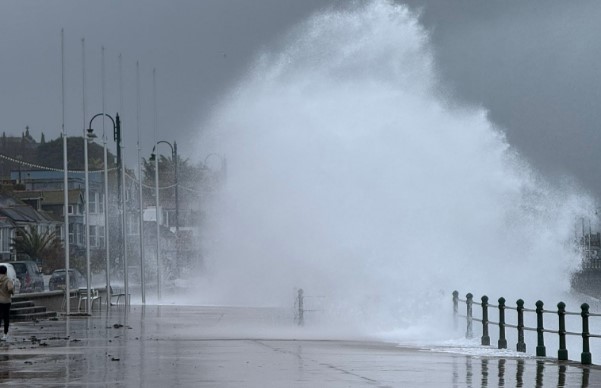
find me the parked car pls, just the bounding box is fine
[49,269,87,291]
[10,260,44,293]
[0,263,21,294]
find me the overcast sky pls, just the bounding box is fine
[1,0,601,199]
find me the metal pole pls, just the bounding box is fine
[452,290,458,331]
[581,303,592,364]
[155,145,161,301]
[297,289,304,326]
[466,293,473,339]
[153,69,161,301]
[119,54,129,307]
[498,297,507,349]
[557,302,568,360]
[481,295,490,346]
[137,61,145,304]
[82,37,91,314]
[174,141,179,275]
[516,299,526,352]
[535,300,546,357]
[103,138,110,303]
[102,47,111,307]
[61,28,71,316]
[118,114,128,306]
[174,141,179,233]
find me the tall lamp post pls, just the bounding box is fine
[83,118,96,314]
[151,141,179,234]
[87,112,121,306]
[81,37,95,314]
[150,140,178,299]
[60,29,70,316]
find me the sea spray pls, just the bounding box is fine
[191,0,593,336]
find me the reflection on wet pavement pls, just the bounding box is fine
[453,356,598,387]
[0,305,600,387]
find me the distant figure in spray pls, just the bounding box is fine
[0,265,14,341]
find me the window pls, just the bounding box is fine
[98,193,104,214]
[89,225,97,247]
[127,214,139,236]
[0,228,11,253]
[89,192,97,214]
[98,226,105,248]
[69,224,74,244]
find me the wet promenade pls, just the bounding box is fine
[1,305,601,387]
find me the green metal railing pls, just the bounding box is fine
[453,291,600,365]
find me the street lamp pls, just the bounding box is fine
[82,37,91,314]
[151,141,179,233]
[87,112,122,307]
[83,117,96,314]
[149,140,178,299]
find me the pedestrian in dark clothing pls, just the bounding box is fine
[0,265,14,341]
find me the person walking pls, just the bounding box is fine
[0,265,14,341]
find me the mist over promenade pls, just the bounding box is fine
[1,305,600,387]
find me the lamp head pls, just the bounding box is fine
[149,153,156,162]
[86,128,97,141]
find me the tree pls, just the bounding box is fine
[36,136,116,170]
[141,154,206,209]
[11,227,64,272]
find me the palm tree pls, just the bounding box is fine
[11,227,62,262]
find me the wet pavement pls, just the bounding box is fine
[1,305,601,387]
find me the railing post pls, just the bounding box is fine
[516,299,526,352]
[453,291,459,331]
[297,288,304,326]
[581,303,592,365]
[498,297,507,349]
[466,293,473,339]
[536,300,546,357]
[557,302,568,361]
[481,295,490,346]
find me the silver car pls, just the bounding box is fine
[0,262,21,294]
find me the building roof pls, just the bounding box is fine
[12,189,84,205]
[0,192,60,225]
[0,192,24,207]
[0,216,16,228]
[0,205,56,224]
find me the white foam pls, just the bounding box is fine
[188,0,594,341]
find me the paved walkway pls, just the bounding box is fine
[1,305,601,387]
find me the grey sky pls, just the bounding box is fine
[1,0,601,199]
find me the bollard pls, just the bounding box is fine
[516,299,526,352]
[535,300,546,357]
[297,289,304,326]
[557,302,568,361]
[453,291,459,331]
[498,297,507,349]
[581,303,592,365]
[466,293,473,339]
[481,295,490,346]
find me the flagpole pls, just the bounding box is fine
[61,29,71,316]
